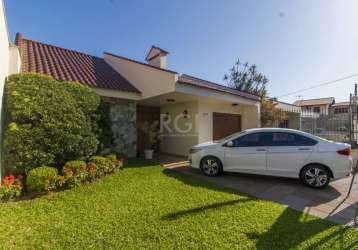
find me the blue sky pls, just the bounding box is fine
[5,0,358,103]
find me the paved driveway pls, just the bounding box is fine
[170,166,358,226]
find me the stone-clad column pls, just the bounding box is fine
[108,98,137,157]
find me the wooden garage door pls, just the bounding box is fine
[213,112,242,140]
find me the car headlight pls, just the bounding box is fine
[189,148,203,154]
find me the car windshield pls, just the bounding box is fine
[214,130,247,143]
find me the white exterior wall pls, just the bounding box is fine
[159,99,260,156]
[104,53,177,99]
[0,0,9,104]
[0,0,10,177]
[8,45,21,74]
[197,101,260,143]
[160,101,198,156]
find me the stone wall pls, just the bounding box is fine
[103,97,137,157]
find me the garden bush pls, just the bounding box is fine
[106,154,123,170]
[26,166,58,192]
[4,73,101,174]
[0,175,23,201]
[63,161,87,187]
[89,156,109,177]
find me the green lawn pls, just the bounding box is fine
[0,160,357,249]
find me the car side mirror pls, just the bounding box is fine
[225,141,234,147]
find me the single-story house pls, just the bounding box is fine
[11,33,261,157]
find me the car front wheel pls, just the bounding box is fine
[200,156,223,177]
[300,165,331,188]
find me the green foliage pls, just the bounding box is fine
[140,121,160,149]
[26,166,58,192]
[0,175,23,201]
[224,58,267,97]
[63,160,87,187]
[4,73,101,173]
[261,99,288,127]
[89,156,111,176]
[0,161,356,248]
[106,154,123,170]
[105,154,117,162]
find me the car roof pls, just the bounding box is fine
[243,128,317,137]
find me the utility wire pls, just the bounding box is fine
[277,73,358,98]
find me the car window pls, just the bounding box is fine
[270,132,317,146]
[232,133,269,147]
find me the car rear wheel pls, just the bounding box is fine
[200,156,223,177]
[300,165,330,188]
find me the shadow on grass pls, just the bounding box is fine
[163,168,357,249]
[162,198,252,220]
[163,168,246,195]
[246,207,354,249]
[123,158,160,168]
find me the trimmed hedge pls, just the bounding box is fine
[26,166,58,192]
[89,156,109,177]
[4,73,101,174]
[63,160,87,187]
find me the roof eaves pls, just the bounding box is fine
[178,75,260,101]
[104,51,177,74]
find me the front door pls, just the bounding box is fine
[136,106,160,154]
[213,112,242,140]
[224,132,269,172]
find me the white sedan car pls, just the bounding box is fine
[189,128,353,188]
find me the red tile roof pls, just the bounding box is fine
[178,74,261,101]
[15,33,140,93]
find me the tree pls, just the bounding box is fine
[224,58,287,127]
[260,99,287,127]
[224,58,267,98]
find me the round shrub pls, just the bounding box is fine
[26,166,58,192]
[106,154,123,170]
[63,160,87,187]
[4,73,101,173]
[106,154,117,162]
[89,156,112,177]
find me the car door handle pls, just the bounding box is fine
[256,148,266,152]
[298,148,310,151]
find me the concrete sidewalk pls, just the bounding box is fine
[171,166,358,226]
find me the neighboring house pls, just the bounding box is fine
[13,33,261,157]
[293,97,335,115]
[272,100,301,130]
[330,101,350,115]
[0,0,20,176]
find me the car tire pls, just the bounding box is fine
[200,156,223,177]
[300,165,331,188]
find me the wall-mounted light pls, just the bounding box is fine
[183,109,188,119]
[166,98,175,102]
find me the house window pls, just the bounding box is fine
[334,107,348,114]
[313,107,320,113]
